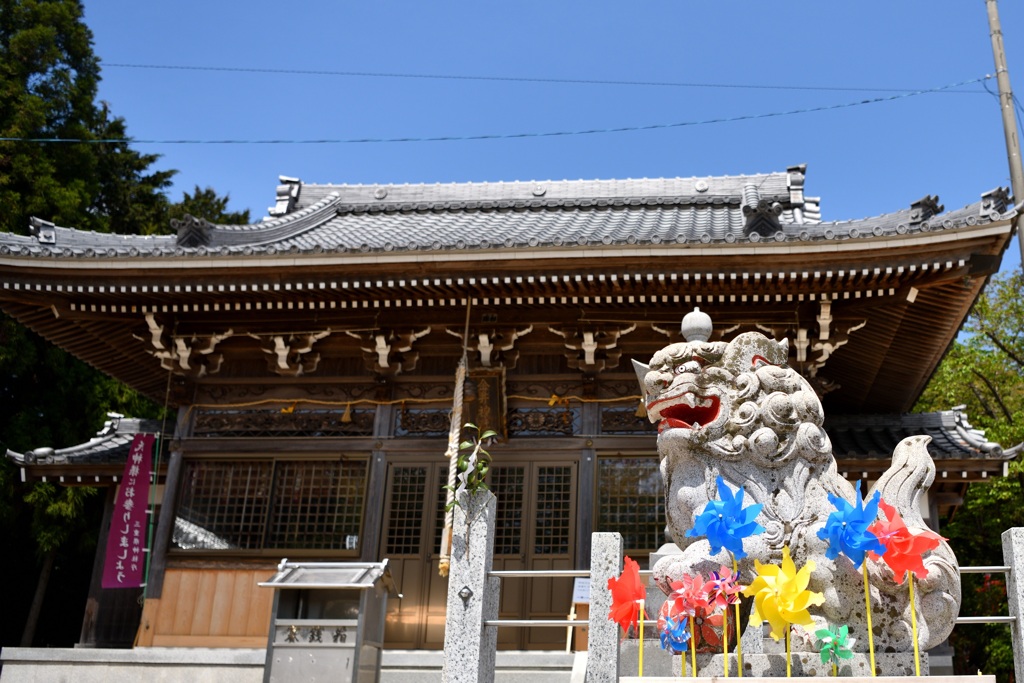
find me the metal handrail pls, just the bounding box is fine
[485,620,590,627]
[956,616,1016,624]
[481,564,1018,629]
[489,570,590,578]
[959,565,1011,573]
[488,569,653,578]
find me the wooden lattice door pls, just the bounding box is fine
[380,458,577,650]
[490,461,577,650]
[380,462,450,649]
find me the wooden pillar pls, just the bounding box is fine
[78,485,116,646]
[360,445,387,562]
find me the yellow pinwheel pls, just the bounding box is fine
[743,545,824,641]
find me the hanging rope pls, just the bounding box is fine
[438,299,472,577]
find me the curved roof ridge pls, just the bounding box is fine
[174,192,342,248]
[5,414,164,466]
[292,171,800,213]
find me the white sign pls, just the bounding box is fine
[572,577,591,604]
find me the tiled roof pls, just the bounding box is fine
[0,166,1013,260]
[825,408,1021,462]
[5,414,165,467]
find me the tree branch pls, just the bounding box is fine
[970,369,1015,423]
[969,383,998,420]
[984,330,1024,370]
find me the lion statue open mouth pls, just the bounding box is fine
[633,309,960,659]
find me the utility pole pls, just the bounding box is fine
[986,0,1024,267]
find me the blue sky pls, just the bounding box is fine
[83,1,1023,272]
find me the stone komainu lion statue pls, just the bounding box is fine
[632,309,960,654]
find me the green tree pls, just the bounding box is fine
[0,0,174,236]
[169,185,251,225]
[916,268,1024,680]
[917,269,1024,447]
[0,0,248,648]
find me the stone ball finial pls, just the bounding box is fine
[680,307,713,342]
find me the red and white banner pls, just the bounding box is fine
[102,433,153,589]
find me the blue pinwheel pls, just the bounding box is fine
[659,614,691,654]
[686,476,765,559]
[816,480,886,568]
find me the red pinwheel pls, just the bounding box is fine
[608,556,646,636]
[868,499,945,583]
[665,573,725,651]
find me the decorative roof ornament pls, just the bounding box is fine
[680,307,713,342]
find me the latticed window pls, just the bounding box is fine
[596,456,665,558]
[173,458,367,552]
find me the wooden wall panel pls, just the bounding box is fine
[139,567,275,648]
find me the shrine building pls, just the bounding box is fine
[1,165,1020,651]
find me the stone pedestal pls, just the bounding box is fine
[441,492,498,683]
[623,677,992,683]
[620,642,926,678]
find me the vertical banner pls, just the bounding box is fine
[102,433,154,589]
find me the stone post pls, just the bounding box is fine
[585,532,623,683]
[1001,528,1024,683]
[442,491,499,683]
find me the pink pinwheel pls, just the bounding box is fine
[868,499,945,583]
[708,565,743,609]
[666,573,713,617]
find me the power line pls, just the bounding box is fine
[0,75,994,146]
[104,61,988,95]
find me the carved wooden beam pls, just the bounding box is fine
[346,327,431,377]
[548,323,636,374]
[248,330,332,377]
[445,325,533,369]
[134,314,232,378]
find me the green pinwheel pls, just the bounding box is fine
[815,625,854,675]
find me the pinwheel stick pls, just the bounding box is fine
[690,618,697,679]
[785,626,792,677]
[723,606,730,678]
[638,599,645,678]
[732,556,744,677]
[862,563,876,676]
[832,660,838,678]
[909,574,921,677]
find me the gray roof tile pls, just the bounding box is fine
[825,408,1021,461]
[0,169,1013,260]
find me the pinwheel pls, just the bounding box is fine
[659,613,692,665]
[817,481,886,569]
[743,545,825,677]
[815,625,854,677]
[608,556,647,675]
[665,573,713,678]
[817,481,886,676]
[686,475,765,676]
[708,566,743,676]
[867,499,945,676]
[608,555,646,636]
[686,476,765,559]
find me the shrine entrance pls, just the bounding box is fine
[380,457,577,650]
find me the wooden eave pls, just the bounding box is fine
[0,217,1013,412]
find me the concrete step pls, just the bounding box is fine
[0,647,585,683]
